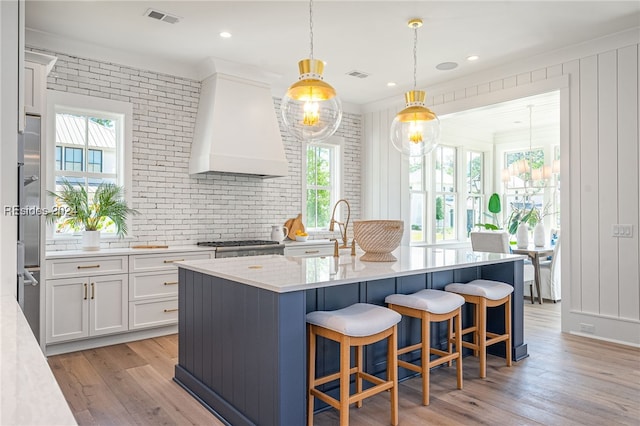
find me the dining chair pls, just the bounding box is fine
[470,231,535,288]
[536,238,561,302]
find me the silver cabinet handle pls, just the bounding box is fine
[163,259,184,264]
[305,250,320,254]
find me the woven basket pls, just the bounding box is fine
[353,220,404,262]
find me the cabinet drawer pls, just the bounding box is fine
[130,271,179,301]
[46,256,128,279]
[129,298,178,330]
[130,251,213,272]
[284,244,334,257]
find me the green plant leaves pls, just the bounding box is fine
[46,179,138,237]
[488,193,501,214]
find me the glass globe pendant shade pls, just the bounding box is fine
[281,59,342,142]
[390,90,440,157]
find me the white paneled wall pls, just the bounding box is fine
[363,30,640,346]
[29,48,361,250]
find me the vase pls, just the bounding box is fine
[534,222,546,247]
[82,230,101,251]
[516,223,529,249]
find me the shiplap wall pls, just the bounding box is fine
[362,31,640,346]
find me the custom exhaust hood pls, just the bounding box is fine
[189,58,288,178]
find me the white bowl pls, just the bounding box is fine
[295,235,308,242]
[353,220,404,262]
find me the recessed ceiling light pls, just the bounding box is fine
[467,55,479,61]
[435,62,458,71]
[387,82,397,87]
[220,31,232,38]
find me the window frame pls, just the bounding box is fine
[303,136,343,231]
[432,145,458,243]
[46,91,133,240]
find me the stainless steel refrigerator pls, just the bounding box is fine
[17,114,41,341]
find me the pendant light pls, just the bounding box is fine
[281,0,342,142]
[390,18,440,157]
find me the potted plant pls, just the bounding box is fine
[47,179,138,251]
[475,193,502,230]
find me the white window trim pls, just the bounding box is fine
[301,136,344,231]
[45,90,133,240]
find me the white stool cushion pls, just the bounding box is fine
[445,279,514,300]
[306,303,401,337]
[385,289,465,314]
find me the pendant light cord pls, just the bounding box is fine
[413,26,418,89]
[309,0,314,60]
[528,105,533,170]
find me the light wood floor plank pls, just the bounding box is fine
[48,302,640,425]
[126,364,223,426]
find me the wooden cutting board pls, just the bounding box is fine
[285,213,305,240]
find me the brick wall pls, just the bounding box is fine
[30,48,362,250]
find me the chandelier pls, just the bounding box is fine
[502,105,557,190]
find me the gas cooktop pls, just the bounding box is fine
[196,240,281,248]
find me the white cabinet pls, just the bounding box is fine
[46,273,128,344]
[44,248,214,349]
[23,61,43,116]
[284,240,334,257]
[22,51,56,125]
[128,251,213,330]
[45,256,129,344]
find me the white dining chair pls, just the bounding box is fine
[536,238,561,302]
[470,231,535,293]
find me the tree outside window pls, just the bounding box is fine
[434,146,457,241]
[466,151,484,235]
[306,143,339,229]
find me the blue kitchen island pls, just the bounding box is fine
[174,247,528,426]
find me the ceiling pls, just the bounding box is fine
[25,1,640,107]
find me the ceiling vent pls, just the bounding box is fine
[346,70,370,79]
[144,8,181,24]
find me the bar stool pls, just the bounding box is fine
[385,289,465,406]
[306,303,401,426]
[444,279,513,378]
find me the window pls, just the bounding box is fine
[434,146,457,242]
[465,151,484,236]
[305,141,340,229]
[503,149,545,227]
[88,149,103,173]
[47,92,132,237]
[409,156,426,242]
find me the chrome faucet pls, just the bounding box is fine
[329,199,351,249]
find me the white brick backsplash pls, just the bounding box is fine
[31,47,362,251]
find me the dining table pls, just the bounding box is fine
[512,244,555,304]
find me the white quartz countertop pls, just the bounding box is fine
[46,245,216,259]
[0,295,76,425]
[177,246,527,293]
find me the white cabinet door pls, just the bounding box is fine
[46,277,89,343]
[89,274,128,337]
[23,62,38,115]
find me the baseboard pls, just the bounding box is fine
[45,324,178,356]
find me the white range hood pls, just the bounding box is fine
[189,58,288,178]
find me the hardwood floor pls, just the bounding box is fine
[49,303,640,425]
